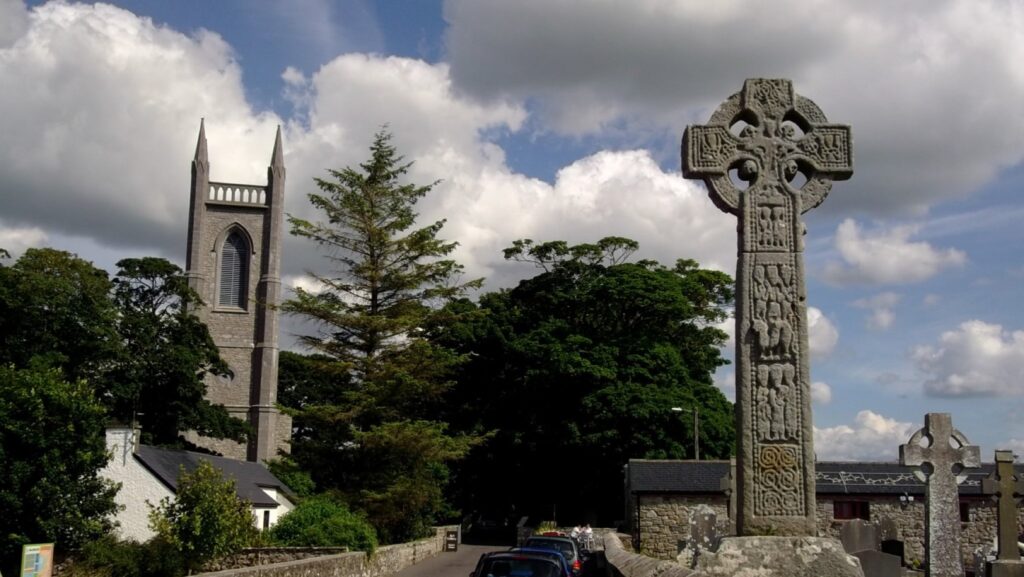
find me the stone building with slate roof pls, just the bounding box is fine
[101,427,296,542]
[625,459,1024,566]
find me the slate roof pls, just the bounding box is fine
[626,459,1024,497]
[134,445,293,508]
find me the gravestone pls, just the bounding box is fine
[677,505,721,567]
[686,79,862,577]
[877,516,905,564]
[683,78,852,537]
[853,549,902,577]
[719,458,737,533]
[689,505,720,551]
[900,413,981,577]
[841,519,880,554]
[982,450,1024,577]
[877,516,899,543]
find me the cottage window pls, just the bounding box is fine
[219,231,248,308]
[833,500,870,520]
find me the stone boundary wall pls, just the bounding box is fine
[634,495,729,559]
[205,548,351,572]
[195,526,456,577]
[603,532,692,577]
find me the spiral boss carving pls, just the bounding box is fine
[682,79,853,536]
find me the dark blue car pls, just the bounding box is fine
[470,552,563,577]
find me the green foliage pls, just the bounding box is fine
[73,534,185,577]
[265,456,316,499]
[283,129,483,542]
[354,421,477,543]
[0,365,119,577]
[149,461,257,573]
[438,238,735,522]
[106,257,247,447]
[268,494,377,552]
[0,248,119,382]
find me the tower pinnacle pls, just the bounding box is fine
[270,125,284,168]
[194,118,208,164]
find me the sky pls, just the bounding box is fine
[2,0,1024,463]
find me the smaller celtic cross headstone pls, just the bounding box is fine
[982,449,1024,577]
[900,413,981,577]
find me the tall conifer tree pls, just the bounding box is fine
[284,129,480,542]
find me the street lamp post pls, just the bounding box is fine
[671,406,700,461]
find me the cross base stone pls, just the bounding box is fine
[989,560,1024,577]
[694,537,865,577]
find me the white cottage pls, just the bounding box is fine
[101,427,296,542]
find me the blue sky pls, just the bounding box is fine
[2,0,1024,461]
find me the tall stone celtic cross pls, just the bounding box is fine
[682,78,853,536]
[900,413,981,577]
[982,450,1024,563]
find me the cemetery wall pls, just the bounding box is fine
[194,526,454,577]
[634,494,728,559]
[603,532,693,577]
[636,494,1024,565]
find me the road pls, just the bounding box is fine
[391,544,505,577]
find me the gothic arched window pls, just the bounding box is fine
[219,231,248,308]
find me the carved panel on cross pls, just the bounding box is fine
[754,363,800,443]
[743,183,796,253]
[747,256,801,362]
[756,444,805,516]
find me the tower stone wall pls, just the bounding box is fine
[184,120,291,462]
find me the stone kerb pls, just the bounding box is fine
[194,526,453,577]
[603,532,695,577]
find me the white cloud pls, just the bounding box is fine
[852,292,901,330]
[824,219,966,286]
[814,410,915,462]
[923,294,941,307]
[445,0,1024,216]
[0,0,28,47]
[0,2,281,257]
[912,320,1024,397]
[0,223,48,258]
[807,307,839,358]
[287,54,736,288]
[0,3,738,294]
[810,381,832,405]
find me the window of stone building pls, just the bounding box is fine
[960,501,970,522]
[833,500,870,520]
[219,231,248,308]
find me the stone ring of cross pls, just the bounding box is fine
[682,79,853,217]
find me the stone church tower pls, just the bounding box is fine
[184,120,290,462]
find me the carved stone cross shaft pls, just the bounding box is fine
[900,413,981,577]
[982,450,1024,562]
[682,79,853,536]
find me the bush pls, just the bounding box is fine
[149,461,257,574]
[268,495,377,552]
[71,535,185,577]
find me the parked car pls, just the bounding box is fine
[470,552,563,577]
[523,536,584,576]
[507,547,572,577]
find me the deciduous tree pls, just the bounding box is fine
[438,238,735,523]
[0,365,119,577]
[107,257,247,447]
[149,460,257,574]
